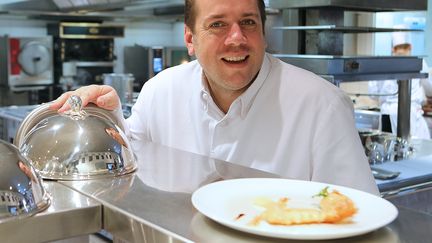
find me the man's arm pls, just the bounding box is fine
[311,93,380,195]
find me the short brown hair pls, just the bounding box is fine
[393,43,411,51]
[184,0,267,33]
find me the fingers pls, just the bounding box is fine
[49,91,73,111]
[95,88,121,110]
[49,85,120,112]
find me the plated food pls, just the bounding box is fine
[191,178,398,240]
[248,187,357,226]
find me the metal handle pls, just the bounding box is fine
[64,95,88,120]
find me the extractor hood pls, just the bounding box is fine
[0,0,185,21]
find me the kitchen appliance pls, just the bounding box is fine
[0,139,50,223]
[154,46,193,72]
[0,36,53,91]
[152,46,164,76]
[15,96,137,180]
[124,45,193,91]
[47,22,124,93]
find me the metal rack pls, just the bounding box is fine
[269,0,428,152]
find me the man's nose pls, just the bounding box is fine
[225,23,247,46]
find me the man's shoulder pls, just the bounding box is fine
[268,54,325,82]
[267,54,340,93]
[156,60,200,79]
[266,54,351,108]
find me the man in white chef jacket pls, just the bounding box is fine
[368,31,431,139]
[50,0,379,195]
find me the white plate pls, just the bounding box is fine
[191,178,398,240]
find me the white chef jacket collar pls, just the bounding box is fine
[199,53,271,118]
[238,53,271,118]
[200,72,227,118]
[200,72,210,112]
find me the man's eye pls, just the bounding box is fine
[241,19,256,26]
[210,22,225,28]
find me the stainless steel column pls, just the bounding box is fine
[397,79,411,140]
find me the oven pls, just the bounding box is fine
[124,45,193,91]
[0,36,53,91]
[48,22,124,93]
[60,38,114,62]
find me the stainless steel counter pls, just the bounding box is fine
[0,140,431,242]
[0,181,102,243]
[190,207,432,243]
[58,141,432,243]
[60,141,279,242]
[2,105,432,241]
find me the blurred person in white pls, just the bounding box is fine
[49,0,379,195]
[422,54,432,133]
[368,30,432,139]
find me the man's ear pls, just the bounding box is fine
[184,25,195,56]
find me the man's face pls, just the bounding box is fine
[392,44,411,56]
[184,0,266,96]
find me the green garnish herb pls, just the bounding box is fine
[313,186,330,198]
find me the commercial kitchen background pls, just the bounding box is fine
[2,1,432,243]
[0,0,432,107]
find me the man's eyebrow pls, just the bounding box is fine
[242,12,260,18]
[205,14,225,21]
[205,12,260,21]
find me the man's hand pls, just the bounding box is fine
[49,85,120,112]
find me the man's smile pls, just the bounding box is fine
[222,55,249,63]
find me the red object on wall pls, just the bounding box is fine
[9,38,20,75]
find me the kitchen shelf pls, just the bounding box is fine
[273,25,424,33]
[273,54,426,82]
[320,73,427,83]
[74,61,115,67]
